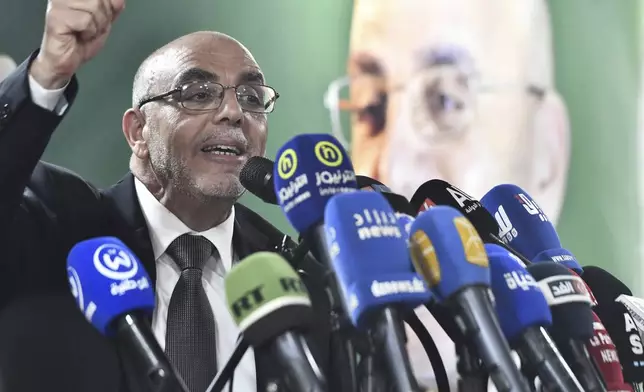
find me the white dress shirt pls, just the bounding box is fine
[134,179,257,392]
[28,76,257,392]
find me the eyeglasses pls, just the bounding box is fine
[323,68,547,149]
[138,81,280,113]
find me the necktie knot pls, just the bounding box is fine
[166,234,214,271]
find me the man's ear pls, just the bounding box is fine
[531,91,570,223]
[122,108,149,160]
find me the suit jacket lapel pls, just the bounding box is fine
[103,176,285,391]
[101,173,156,288]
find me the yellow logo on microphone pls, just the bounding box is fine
[314,141,343,167]
[277,149,298,179]
[454,217,488,267]
[410,230,441,287]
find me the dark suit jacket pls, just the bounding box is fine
[0,53,335,392]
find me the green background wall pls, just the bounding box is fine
[1,0,643,292]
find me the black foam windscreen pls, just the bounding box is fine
[240,156,278,204]
[526,262,595,340]
[356,175,416,216]
[582,267,644,383]
[356,175,389,190]
[409,179,499,242]
[593,301,644,383]
[582,266,633,301]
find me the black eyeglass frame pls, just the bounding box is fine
[137,81,281,113]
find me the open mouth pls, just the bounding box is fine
[200,144,243,156]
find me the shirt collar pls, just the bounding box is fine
[133,178,236,272]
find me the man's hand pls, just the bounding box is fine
[30,0,125,89]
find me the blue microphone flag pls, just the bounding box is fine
[480,184,582,272]
[67,237,155,336]
[409,206,490,301]
[273,133,357,233]
[324,192,430,328]
[486,243,552,341]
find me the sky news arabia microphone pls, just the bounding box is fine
[374,181,472,392]
[526,262,608,392]
[485,243,584,392]
[583,266,643,390]
[408,206,531,392]
[350,183,450,392]
[223,251,327,392]
[272,133,359,392]
[66,237,189,392]
[480,184,582,273]
[324,190,432,392]
[409,179,533,268]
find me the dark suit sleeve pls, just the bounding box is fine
[0,51,78,237]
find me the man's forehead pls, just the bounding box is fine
[145,38,263,87]
[349,0,538,82]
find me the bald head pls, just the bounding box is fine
[0,55,17,83]
[132,31,261,107]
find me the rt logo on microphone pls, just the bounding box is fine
[93,244,138,280]
[314,141,343,167]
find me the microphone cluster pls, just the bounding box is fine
[62,132,644,392]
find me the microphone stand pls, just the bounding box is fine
[356,333,388,392]
[304,227,360,392]
[456,344,487,392]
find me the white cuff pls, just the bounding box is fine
[28,74,70,115]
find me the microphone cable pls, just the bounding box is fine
[405,311,451,392]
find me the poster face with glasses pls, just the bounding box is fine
[326,0,569,226]
[324,2,566,386]
[323,2,644,386]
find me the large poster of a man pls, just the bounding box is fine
[326,0,569,224]
[325,0,571,388]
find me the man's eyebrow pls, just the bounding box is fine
[174,68,218,87]
[416,45,476,74]
[349,52,384,76]
[238,70,265,85]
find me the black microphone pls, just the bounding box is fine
[356,175,417,216]
[240,156,278,204]
[583,266,644,387]
[527,262,608,392]
[409,179,533,266]
[67,238,189,392]
[225,252,327,392]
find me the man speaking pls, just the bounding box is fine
[0,0,334,391]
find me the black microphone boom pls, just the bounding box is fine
[205,338,250,392]
[114,313,190,392]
